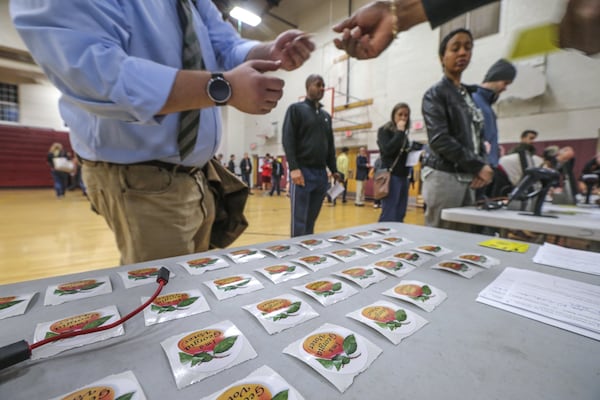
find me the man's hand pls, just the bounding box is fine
[559,0,600,56]
[225,60,285,114]
[332,0,427,60]
[332,172,341,182]
[290,169,305,186]
[270,30,315,70]
[470,165,494,189]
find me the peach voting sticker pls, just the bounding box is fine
[379,236,413,247]
[204,274,263,301]
[142,289,210,326]
[283,323,382,393]
[391,251,432,267]
[333,266,387,288]
[296,238,332,250]
[383,280,447,312]
[431,260,484,279]
[414,244,453,257]
[454,253,500,269]
[370,258,415,278]
[32,305,123,360]
[161,320,257,390]
[242,293,319,335]
[291,254,339,271]
[179,255,229,275]
[293,278,359,307]
[328,234,359,244]
[200,365,305,400]
[261,244,301,258]
[0,292,36,320]
[118,266,175,289]
[347,300,428,345]
[226,248,266,264]
[255,262,309,284]
[48,371,147,400]
[327,248,368,263]
[44,276,112,306]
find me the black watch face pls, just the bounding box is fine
[210,78,231,103]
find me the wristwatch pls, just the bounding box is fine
[206,73,232,106]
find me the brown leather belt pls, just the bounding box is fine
[78,156,201,175]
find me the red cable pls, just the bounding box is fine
[29,279,167,351]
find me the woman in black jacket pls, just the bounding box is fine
[421,28,493,228]
[377,102,422,222]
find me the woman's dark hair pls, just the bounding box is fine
[439,28,473,58]
[386,102,411,131]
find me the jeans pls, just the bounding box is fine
[379,175,409,222]
[50,169,67,197]
[290,167,328,237]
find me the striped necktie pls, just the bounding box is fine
[177,0,204,160]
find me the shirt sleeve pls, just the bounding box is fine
[10,0,180,124]
[421,0,499,28]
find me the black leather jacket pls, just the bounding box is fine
[421,76,486,174]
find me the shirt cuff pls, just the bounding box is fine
[117,58,179,124]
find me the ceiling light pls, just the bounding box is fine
[230,6,261,27]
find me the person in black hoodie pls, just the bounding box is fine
[283,74,339,237]
[377,102,422,222]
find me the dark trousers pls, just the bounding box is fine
[379,175,409,222]
[241,172,251,189]
[270,175,282,195]
[290,167,328,237]
[50,169,67,197]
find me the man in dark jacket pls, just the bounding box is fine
[239,152,253,193]
[227,154,236,174]
[472,59,516,167]
[283,74,339,237]
[355,146,370,206]
[269,157,285,196]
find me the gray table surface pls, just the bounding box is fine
[441,206,600,241]
[1,223,599,400]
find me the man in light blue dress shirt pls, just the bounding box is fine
[11,0,314,264]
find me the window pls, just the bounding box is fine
[439,2,501,41]
[0,83,19,122]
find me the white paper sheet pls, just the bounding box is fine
[405,150,422,167]
[533,243,600,276]
[477,267,600,340]
[327,182,345,200]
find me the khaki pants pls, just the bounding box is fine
[355,179,365,204]
[82,162,215,265]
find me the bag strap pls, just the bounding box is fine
[388,134,409,171]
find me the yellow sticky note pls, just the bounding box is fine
[478,239,530,253]
[509,24,559,60]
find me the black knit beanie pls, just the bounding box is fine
[483,59,516,82]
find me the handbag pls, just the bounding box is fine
[52,157,75,173]
[203,158,249,248]
[373,137,408,200]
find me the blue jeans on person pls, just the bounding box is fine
[270,175,282,195]
[290,167,328,237]
[379,175,409,222]
[241,173,251,189]
[50,169,67,197]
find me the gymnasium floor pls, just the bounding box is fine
[0,189,425,285]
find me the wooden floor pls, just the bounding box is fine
[0,188,424,285]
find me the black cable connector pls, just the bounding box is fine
[157,266,170,284]
[0,340,31,371]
